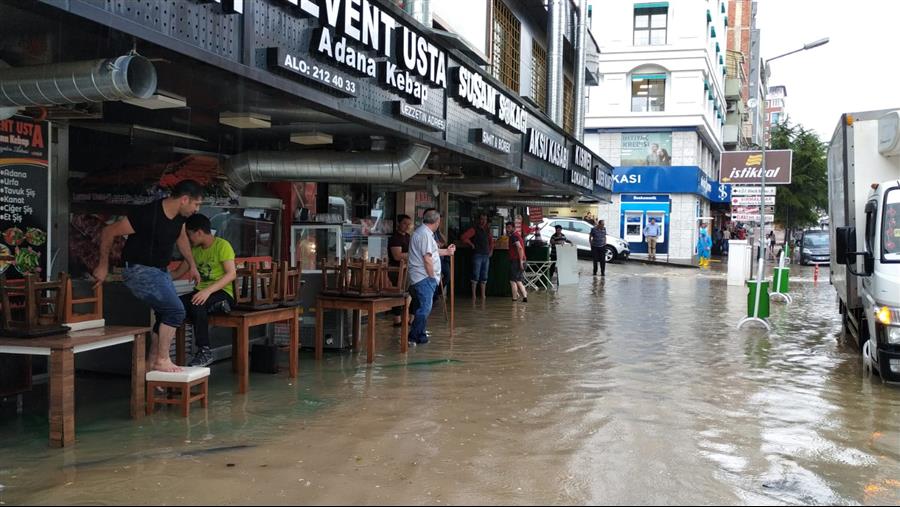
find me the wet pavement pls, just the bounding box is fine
[2,260,900,505]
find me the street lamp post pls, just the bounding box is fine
[738,37,829,331]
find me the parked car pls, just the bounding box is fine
[799,229,830,265]
[528,218,630,263]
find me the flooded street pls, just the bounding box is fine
[3,261,900,505]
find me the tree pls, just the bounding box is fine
[768,120,828,235]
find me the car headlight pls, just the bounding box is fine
[802,248,811,254]
[887,326,900,345]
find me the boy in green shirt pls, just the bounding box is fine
[172,214,237,367]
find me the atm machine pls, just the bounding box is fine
[620,195,671,257]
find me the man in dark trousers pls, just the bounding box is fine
[170,213,237,367]
[590,220,608,277]
[506,221,528,302]
[93,180,203,373]
[388,214,412,327]
[460,213,494,300]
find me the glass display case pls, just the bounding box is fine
[290,223,351,349]
[290,223,343,273]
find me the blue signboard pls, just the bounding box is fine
[707,180,731,203]
[613,166,713,197]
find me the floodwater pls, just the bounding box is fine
[2,261,900,505]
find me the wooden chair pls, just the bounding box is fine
[380,259,408,297]
[319,258,345,296]
[0,273,70,337]
[233,263,280,311]
[64,279,104,330]
[277,261,303,307]
[344,259,382,297]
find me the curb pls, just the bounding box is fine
[626,258,700,270]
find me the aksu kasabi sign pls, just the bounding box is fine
[720,150,793,185]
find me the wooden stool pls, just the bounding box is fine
[145,367,210,417]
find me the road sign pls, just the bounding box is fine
[732,213,774,223]
[732,205,775,215]
[731,195,776,206]
[732,186,776,196]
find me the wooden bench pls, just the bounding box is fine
[0,325,149,448]
[176,306,299,394]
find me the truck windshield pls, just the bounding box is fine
[884,188,900,261]
[803,233,829,248]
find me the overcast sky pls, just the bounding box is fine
[756,0,898,142]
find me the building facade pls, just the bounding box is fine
[584,0,730,262]
[724,0,764,150]
[765,85,787,145]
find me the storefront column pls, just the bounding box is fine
[439,191,449,239]
[50,123,69,278]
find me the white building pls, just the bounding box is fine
[584,0,730,262]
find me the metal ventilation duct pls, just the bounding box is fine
[409,0,433,28]
[573,0,588,141]
[546,0,566,125]
[435,177,520,194]
[480,196,575,207]
[0,55,157,107]
[225,144,432,190]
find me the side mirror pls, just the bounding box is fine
[835,226,855,265]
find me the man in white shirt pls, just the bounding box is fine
[407,209,455,344]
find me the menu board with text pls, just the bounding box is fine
[0,116,50,279]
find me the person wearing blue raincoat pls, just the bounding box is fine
[697,225,712,268]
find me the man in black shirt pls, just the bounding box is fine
[460,214,494,300]
[549,224,572,280]
[388,214,412,326]
[93,180,203,373]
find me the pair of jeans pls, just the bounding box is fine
[591,246,606,276]
[123,264,186,332]
[408,277,437,343]
[471,253,490,283]
[179,290,234,348]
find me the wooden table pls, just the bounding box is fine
[315,294,409,364]
[0,325,149,448]
[175,306,299,394]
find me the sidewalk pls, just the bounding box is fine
[625,255,700,269]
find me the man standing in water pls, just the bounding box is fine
[93,180,203,373]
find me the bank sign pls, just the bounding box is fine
[613,166,712,196]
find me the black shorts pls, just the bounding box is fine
[509,260,525,282]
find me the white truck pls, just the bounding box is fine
[828,109,900,381]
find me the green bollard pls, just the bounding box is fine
[746,279,770,319]
[773,267,790,294]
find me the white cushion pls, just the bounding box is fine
[146,366,210,383]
